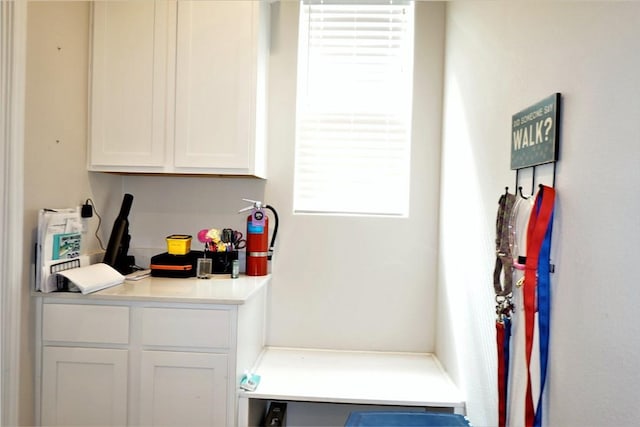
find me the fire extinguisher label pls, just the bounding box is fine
[248,223,264,234]
[249,209,266,232]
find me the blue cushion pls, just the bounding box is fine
[345,411,471,427]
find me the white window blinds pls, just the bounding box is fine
[293,0,415,216]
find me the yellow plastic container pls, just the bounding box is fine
[166,234,192,255]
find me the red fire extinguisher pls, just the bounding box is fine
[239,199,279,276]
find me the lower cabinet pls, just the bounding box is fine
[36,292,266,426]
[139,351,228,426]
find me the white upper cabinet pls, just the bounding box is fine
[89,1,170,169]
[174,1,268,175]
[88,1,269,177]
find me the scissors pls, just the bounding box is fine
[222,228,246,250]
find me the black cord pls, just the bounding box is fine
[85,198,105,250]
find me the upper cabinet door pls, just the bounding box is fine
[174,1,268,176]
[89,1,172,170]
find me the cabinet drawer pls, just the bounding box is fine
[43,304,129,344]
[141,308,231,349]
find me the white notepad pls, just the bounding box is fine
[57,263,125,295]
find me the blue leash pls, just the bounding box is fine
[534,209,554,427]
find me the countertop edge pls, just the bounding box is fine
[32,274,271,305]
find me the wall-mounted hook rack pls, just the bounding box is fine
[514,161,557,198]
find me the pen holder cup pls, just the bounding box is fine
[210,251,238,274]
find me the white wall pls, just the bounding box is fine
[438,2,640,426]
[23,3,98,425]
[261,1,445,352]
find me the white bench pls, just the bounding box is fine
[237,347,465,426]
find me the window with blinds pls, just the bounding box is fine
[293,0,415,217]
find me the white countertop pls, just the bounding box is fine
[242,347,465,412]
[35,274,270,305]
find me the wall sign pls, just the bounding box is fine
[511,93,560,169]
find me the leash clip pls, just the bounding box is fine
[495,294,514,322]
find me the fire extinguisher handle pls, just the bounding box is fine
[239,199,263,213]
[265,204,279,259]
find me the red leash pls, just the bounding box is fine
[496,317,511,427]
[523,185,555,426]
[497,322,506,426]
